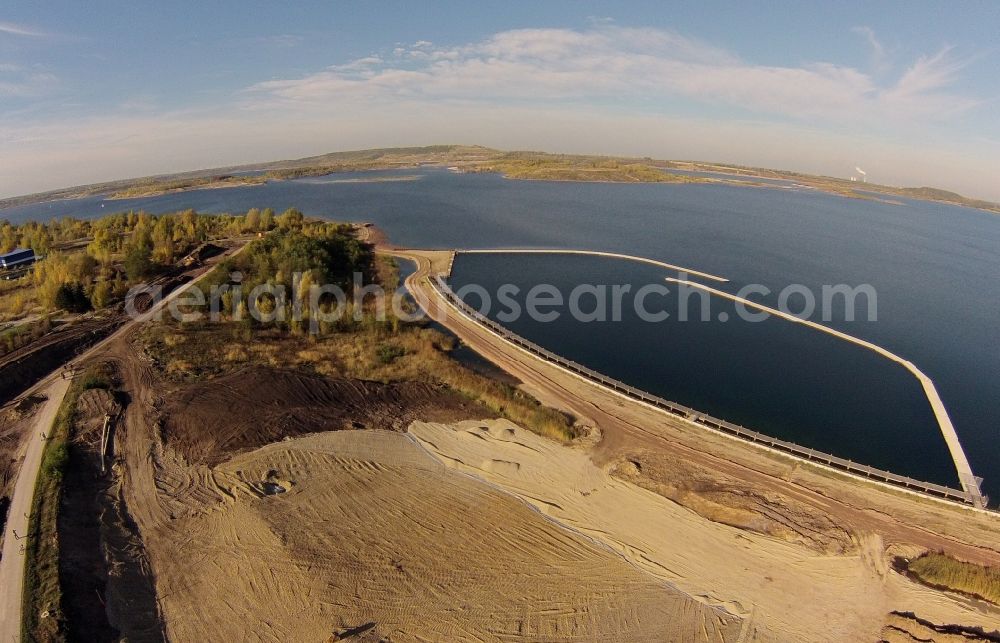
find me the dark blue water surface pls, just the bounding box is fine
[4,168,998,496]
[450,253,957,487]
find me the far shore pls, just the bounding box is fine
[2,144,996,215]
[104,177,265,200]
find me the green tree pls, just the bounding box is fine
[276,208,304,231]
[90,279,112,309]
[244,208,261,233]
[152,215,176,264]
[87,227,118,267]
[260,208,275,231]
[178,209,199,244]
[124,244,154,282]
[54,282,91,313]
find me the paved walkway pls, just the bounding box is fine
[0,377,70,642]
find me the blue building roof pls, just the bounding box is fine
[0,248,36,268]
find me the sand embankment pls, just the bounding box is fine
[410,420,1000,642]
[137,429,741,641]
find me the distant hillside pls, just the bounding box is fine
[0,145,500,211]
[2,145,997,215]
[664,161,1000,214]
[898,187,1000,212]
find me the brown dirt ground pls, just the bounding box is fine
[410,419,1000,642]
[159,365,495,466]
[881,611,1000,642]
[56,387,122,642]
[0,317,122,406]
[156,430,740,641]
[609,449,855,555]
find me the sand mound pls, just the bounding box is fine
[147,430,741,641]
[409,420,1000,642]
[159,366,489,465]
[609,450,855,554]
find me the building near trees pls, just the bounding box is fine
[0,248,36,270]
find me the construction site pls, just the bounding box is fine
[0,224,999,642]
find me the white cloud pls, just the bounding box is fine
[246,25,977,126]
[852,26,890,74]
[0,20,47,38]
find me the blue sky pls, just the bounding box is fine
[1,1,998,199]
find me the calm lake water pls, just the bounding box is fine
[4,168,999,496]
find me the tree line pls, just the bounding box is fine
[1,207,309,316]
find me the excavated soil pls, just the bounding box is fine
[80,334,1000,642]
[56,387,122,642]
[159,366,495,466]
[0,317,123,406]
[101,342,743,641]
[881,612,1000,642]
[609,449,855,554]
[409,420,1000,642]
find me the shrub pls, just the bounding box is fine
[376,343,407,364]
[80,374,111,391]
[41,442,69,480]
[907,552,1000,604]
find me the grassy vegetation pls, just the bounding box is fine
[905,552,1000,604]
[150,225,575,441]
[21,364,111,642]
[475,154,712,184]
[107,175,265,199]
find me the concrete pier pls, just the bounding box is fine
[666,277,987,509]
[461,249,728,283]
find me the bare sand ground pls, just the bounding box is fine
[134,428,741,641]
[411,420,1000,642]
